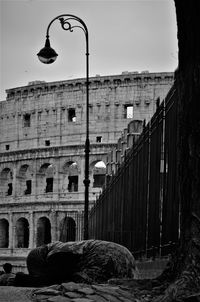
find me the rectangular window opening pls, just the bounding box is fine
[45,140,50,146]
[38,112,42,121]
[68,108,76,122]
[6,145,10,150]
[7,183,13,196]
[68,175,78,192]
[96,136,102,143]
[93,174,105,188]
[46,178,53,193]
[25,180,32,195]
[23,114,31,127]
[124,105,133,119]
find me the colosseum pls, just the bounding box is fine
[0,71,173,271]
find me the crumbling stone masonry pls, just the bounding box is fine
[0,71,173,270]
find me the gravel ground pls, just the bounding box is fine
[0,286,34,302]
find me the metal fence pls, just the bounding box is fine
[89,86,179,258]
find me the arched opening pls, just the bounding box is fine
[17,164,32,195]
[63,161,79,192]
[0,219,9,248]
[92,161,106,188]
[59,217,76,242]
[15,218,29,248]
[0,168,13,196]
[36,217,51,247]
[38,163,54,193]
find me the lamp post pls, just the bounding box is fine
[37,15,90,240]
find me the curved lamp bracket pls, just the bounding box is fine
[46,14,88,41]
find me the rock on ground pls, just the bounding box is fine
[31,282,135,302]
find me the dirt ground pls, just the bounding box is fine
[0,286,34,302]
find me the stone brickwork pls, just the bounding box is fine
[106,119,143,176]
[0,71,173,268]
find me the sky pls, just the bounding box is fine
[0,0,178,101]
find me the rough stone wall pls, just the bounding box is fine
[0,72,173,151]
[0,72,173,263]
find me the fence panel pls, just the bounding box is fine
[131,125,149,256]
[161,88,179,255]
[147,103,164,257]
[89,86,179,258]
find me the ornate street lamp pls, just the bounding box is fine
[37,15,90,240]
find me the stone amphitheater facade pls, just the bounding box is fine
[0,71,173,271]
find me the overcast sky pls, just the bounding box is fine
[0,0,178,101]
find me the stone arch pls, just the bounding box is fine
[36,216,51,247]
[104,79,110,85]
[113,79,121,85]
[68,83,74,89]
[44,86,49,93]
[93,80,102,87]
[15,217,29,248]
[38,163,55,193]
[22,89,28,96]
[90,160,106,188]
[59,217,76,242]
[37,87,42,94]
[124,77,131,83]
[59,84,65,90]
[133,76,141,82]
[0,218,9,248]
[17,164,33,196]
[62,161,79,192]
[0,168,13,196]
[75,82,82,88]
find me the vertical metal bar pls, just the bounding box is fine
[84,31,90,240]
[161,87,179,255]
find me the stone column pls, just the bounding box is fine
[32,160,37,198]
[50,211,57,242]
[58,107,62,146]
[12,163,17,197]
[16,113,21,149]
[77,211,84,241]
[8,212,13,249]
[55,158,60,197]
[33,212,38,247]
[79,155,85,192]
[29,211,34,249]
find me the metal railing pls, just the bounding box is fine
[89,85,179,258]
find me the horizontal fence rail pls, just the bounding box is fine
[89,86,179,258]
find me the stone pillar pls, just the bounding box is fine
[77,211,84,241]
[16,113,21,149]
[55,158,60,196]
[32,160,37,198]
[12,163,17,197]
[29,211,34,249]
[50,211,57,242]
[79,156,85,192]
[58,107,62,145]
[8,212,13,249]
[33,212,38,247]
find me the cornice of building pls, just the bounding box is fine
[4,71,174,101]
[0,143,117,162]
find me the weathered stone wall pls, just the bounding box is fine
[0,71,173,262]
[0,72,173,151]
